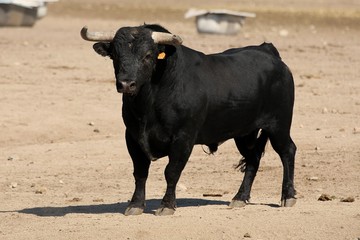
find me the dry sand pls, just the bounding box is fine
[1,0,359,239]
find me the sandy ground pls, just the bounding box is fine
[1,0,359,239]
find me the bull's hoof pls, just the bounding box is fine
[124,206,144,216]
[281,198,297,207]
[154,207,175,216]
[229,200,247,208]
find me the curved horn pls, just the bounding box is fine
[80,26,116,42]
[151,32,183,45]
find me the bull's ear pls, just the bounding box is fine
[158,44,176,58]
[93,42,111,57]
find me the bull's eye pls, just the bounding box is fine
[143,52,153,63]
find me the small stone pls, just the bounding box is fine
[88,122,95,126]
[307,176,319,181]
[322,107,328,113]
[315,146,320,151]
[340,197,355,203]
[7,155,19,161]
[244,232,251,238]
[203,193,223,197]
[318,194,334,201]
[297,83,305,88]
[59,180,64,184]
[35,187,47,194]
[10,182,18,188]
[93,128,100,133]
[279,29,289,37]
[353,127,360,134]
[67,197,82,202]
[243,33,250,39]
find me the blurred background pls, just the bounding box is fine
[2,0,359,28]
[50,0,359,27]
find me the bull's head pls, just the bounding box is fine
[81,25,182,95]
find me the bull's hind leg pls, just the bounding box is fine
[230,130,268,208]
[269,132,297,207]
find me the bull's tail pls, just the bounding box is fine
[235,130,269,172]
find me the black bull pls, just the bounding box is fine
[81,24,297,216]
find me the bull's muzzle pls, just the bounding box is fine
[117,80,137,94]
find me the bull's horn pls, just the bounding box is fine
[151,32,183,45]
[80,26,116,42]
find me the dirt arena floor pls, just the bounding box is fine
[1,0,359,239]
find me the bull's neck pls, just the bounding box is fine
[122,85,153,119]
[154,46,185,89]
[122,46,185,114]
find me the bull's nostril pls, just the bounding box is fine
[129,81,136,90]
[117,80,136,93]
[117,81,124,90]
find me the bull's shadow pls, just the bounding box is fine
[14,198,229,217]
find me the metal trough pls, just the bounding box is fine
[185,8,256,35]
[0,0,57,27]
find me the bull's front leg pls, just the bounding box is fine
[124,130,151,216]
[155,134,194,216]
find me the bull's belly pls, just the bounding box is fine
[195,110,259,144]
[129,103,262,160]
[196,123,256,145]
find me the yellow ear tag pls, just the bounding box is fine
[157,52,166,59]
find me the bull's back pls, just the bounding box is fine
[188,44,293,144]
